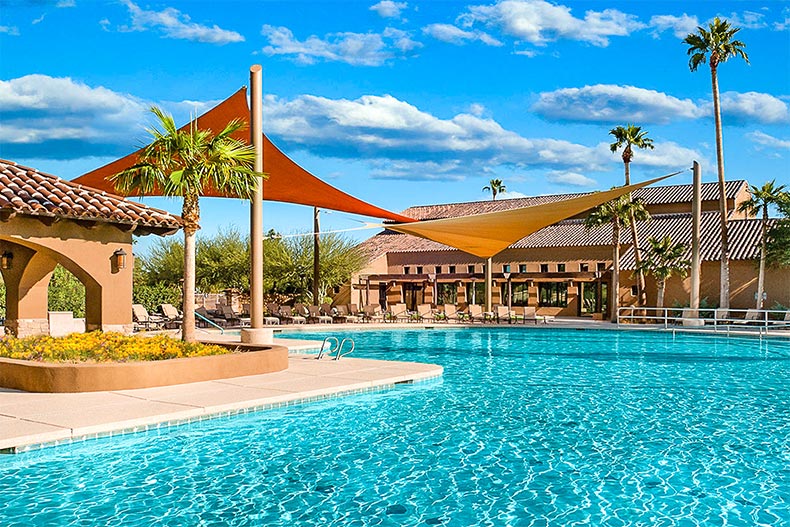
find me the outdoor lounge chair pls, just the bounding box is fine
[336,305,359,323]
[223,305,250,327]
[468,304,486,323]
[387,303,410,323]
[443,304,467,323]
[362,304,384,323]
[495,305,513,324]
[159,303,183,329]
[279,306,306,324]
[522,306,539,325]
[132,304,165,331]
[412,303,434,322]
[307,305,333,324]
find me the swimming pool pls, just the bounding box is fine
[1,328,788,526]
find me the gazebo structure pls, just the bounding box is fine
[0,159,181,337]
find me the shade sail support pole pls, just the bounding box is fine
[486,257,493,313]
[242,65,269,344]
[690,161,701,314]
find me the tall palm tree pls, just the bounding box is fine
[482,179,506,200]
[112,107,261,342]
[636,235,691,309]
[737,180,788,309]
[609,124,654,306]
[684,17,749,310]
[585,196,650,322]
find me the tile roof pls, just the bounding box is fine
[0,159,181,235]
[400,180,747,220]
[359,212,769,265]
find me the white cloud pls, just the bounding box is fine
[56,0,76,7]
[725,10,768,30]
[532,84,702,124]
[422,23,502,46]
[720,92,790,125]
[118,0,244,44]
[597,141,704,169]
[469,103,486,116]
[261,25,419,66]
[459,0,645,47]
[747,130,790,150]
[0,75,214,160]
[775,8,790,31]
[649,14,698,39]
[1,25,20,36]
[370,1,407,18]
[546,171,597,187]
[32,14,47,25]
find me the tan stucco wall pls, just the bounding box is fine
[0,215,136,336]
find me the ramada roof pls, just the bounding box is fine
[400,180,747,220]
[0,159,181,236]
[360,180,765,266]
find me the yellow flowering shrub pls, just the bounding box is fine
[0,332,231,363]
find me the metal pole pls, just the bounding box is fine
[690,161,701,314]
[485,257,493,312]
[242,64,267,343]
[313,207,320,305]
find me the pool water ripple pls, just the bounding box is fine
[1,328,788,526]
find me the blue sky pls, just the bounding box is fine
[1,0,789,250]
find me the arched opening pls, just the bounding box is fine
[48,265,87,318]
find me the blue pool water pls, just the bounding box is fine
[1,328,789,526]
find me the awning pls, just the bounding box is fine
[72,88,414,223]
[386,175,673,259]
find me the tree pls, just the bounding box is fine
[767,196,790,268]
[585,196,650,322]
[482,179,506,200]
[636,235,690,308]
[609,124,654,306]
[112,107,261,342]
[738,180,789,308]
[684,17,749,310]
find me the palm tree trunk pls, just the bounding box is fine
[181,194,200,343]
[711,64,730,309]
[624,160,646,306]
[611,220,620,323]
[757,206,767,309]
[657,279,666,309]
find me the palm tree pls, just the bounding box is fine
[737,180,788,309]
[482,179,506,200]
[684,17,749,310]
[636,235,691,309]
[609,124,654,306]
[112,107,261,342]
[585,196,650,322]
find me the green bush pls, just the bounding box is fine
[133,283,182,314]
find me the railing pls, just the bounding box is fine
[195,310,225,334]
[617,307,790,335]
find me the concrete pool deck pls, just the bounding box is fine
[0,344,442,454]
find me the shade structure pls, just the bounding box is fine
[387,175,673,259]
[72,87,415,224]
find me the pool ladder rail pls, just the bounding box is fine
[316,336,356,360]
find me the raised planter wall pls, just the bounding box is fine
[0,344,289,393]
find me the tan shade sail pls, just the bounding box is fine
[386,175,673,259]
[72,88,415,223]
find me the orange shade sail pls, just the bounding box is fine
[387,175,673,259]
[72,87,415,223]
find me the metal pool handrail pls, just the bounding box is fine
[195,310,225,334]
[617,307,790,335]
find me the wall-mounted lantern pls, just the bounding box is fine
[112,248,127,270]
[1,251,12,270]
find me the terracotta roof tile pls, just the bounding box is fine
[0,159,181,233]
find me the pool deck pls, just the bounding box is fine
[0,339,442,454]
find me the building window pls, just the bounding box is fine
[404,266,410,275]
[519,264,527,273]
[538,282,568,307]
[503,264,511,273]
[540,263,549,273]
[449,265,456,274]
[512,283,529,306]
[468,282,486,305]
[416,266,423,274]
[434,266,442,274]
[580,263,589,272]
[437,283,457,305]
[557,264,566,272]
[597,262,607,271]
[467,265,475,274]
[631,285,638,296]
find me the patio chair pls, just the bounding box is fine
[266,303,280,317]
[388,303,410,323]
[307,305,333,324]
[336,305,359,323]
[468,304,486,323]
[522,306,539,325]
[443,304,467,323]
[223,305,251,327]
[495,305,512,324]
[279,305,306,324]
[348,304,364,320]
[159,303,183,329]
[412,303,434,322]
[362,304,384,323]
[132,304,165,331]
